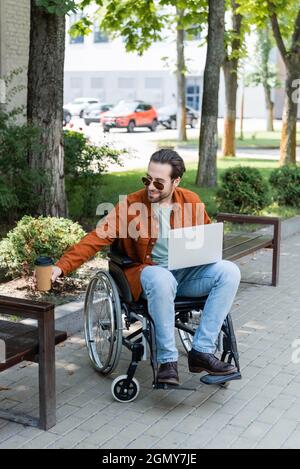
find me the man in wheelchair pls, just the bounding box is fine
[52,149,241,387]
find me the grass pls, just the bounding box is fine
[158,130,300,150]
[1,157,299,240]
[98,157,300,220]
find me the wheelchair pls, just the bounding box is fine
[83,242,242,403]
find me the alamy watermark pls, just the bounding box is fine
[95,196,207,246]
[291,339,300,365]
[0,339,6,364]
[292,79,300,104]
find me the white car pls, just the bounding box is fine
[64,97,100,118]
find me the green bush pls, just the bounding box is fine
[64,130,126,178]
[0,121,47,221]
[0,70,47,222]
[216,166,272,214]
[64,130,127,223]
[269,165,300,208]
[0,215,85,277]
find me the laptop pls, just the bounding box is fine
[168,222,224,270]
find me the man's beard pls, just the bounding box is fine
[147,188,172,203]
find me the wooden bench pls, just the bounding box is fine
[217,213,281,286]
[0,296,67,430]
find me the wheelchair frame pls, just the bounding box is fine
[83,247,241,402]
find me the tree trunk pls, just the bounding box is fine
[196,0,225,187]
[268,8,300,166]
[176,8,187,142]
[260,27,275,132]
[221,1,242,158]
[239,85,245,140]
[264,84,274,132]
[280,66,299,165]
[222,58,238,156]
[27,1,67,217]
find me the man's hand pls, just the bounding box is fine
[51,266,62,282]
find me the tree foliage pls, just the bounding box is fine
[237,0,300,52]
[34,0,77,15]
[245,27,281,89]
[69,0,208,55]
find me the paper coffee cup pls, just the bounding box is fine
[34,256,54,292]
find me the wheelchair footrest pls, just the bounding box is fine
[154,383,197,391]
[200,371,242,386]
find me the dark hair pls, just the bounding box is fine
[150,149,186,179]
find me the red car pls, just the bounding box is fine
[101,101,158,132]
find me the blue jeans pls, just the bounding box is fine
[140,260,241,364]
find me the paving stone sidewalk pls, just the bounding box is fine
[0,233,300,449]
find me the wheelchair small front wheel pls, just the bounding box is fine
[111,375,140,403]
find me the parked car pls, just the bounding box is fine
[157,105,199,129]
[83,103,113,125]
[63,107,72,126]
[101,101,158,133]
[64,97,100,118]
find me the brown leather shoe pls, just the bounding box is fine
[188,349,237,376]
[157,362,180,385]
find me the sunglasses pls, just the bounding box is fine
[142,176,165,191]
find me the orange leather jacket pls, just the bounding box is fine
[55,187,211,301]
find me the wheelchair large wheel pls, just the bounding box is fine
[84,270,123,375]
[177,309,201,353]
[178,310,226,356]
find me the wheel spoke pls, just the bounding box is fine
[84,270,123,374]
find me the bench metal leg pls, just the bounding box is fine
[0,309,56,430]
[241,218,281,288]
[272,219,281,286]
[38,308,56,430]
[0,299,59,431]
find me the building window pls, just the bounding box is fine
[94,23,109,43]
[186,78,201,110]
[118,77,136,89]
[91,77,104,89]
[70,77,83,89]
[145,77,163,89]
[69,13,84,44]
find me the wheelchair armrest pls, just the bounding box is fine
[107,250,137,267]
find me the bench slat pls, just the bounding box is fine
[223,233,272,251]
[223,236,273,261]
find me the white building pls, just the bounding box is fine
[64,14,205,112]
[0,3,294,121]
[0,0,30,120]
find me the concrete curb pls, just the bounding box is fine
[21,299,85,336]
[258,215,300,240]
[280,215,300,240]
[22,214,300,337]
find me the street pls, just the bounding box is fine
[67,118,300,173]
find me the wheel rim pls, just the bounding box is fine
[113,378,138,402]
[178,310,228,357]
[84,271,122,374]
